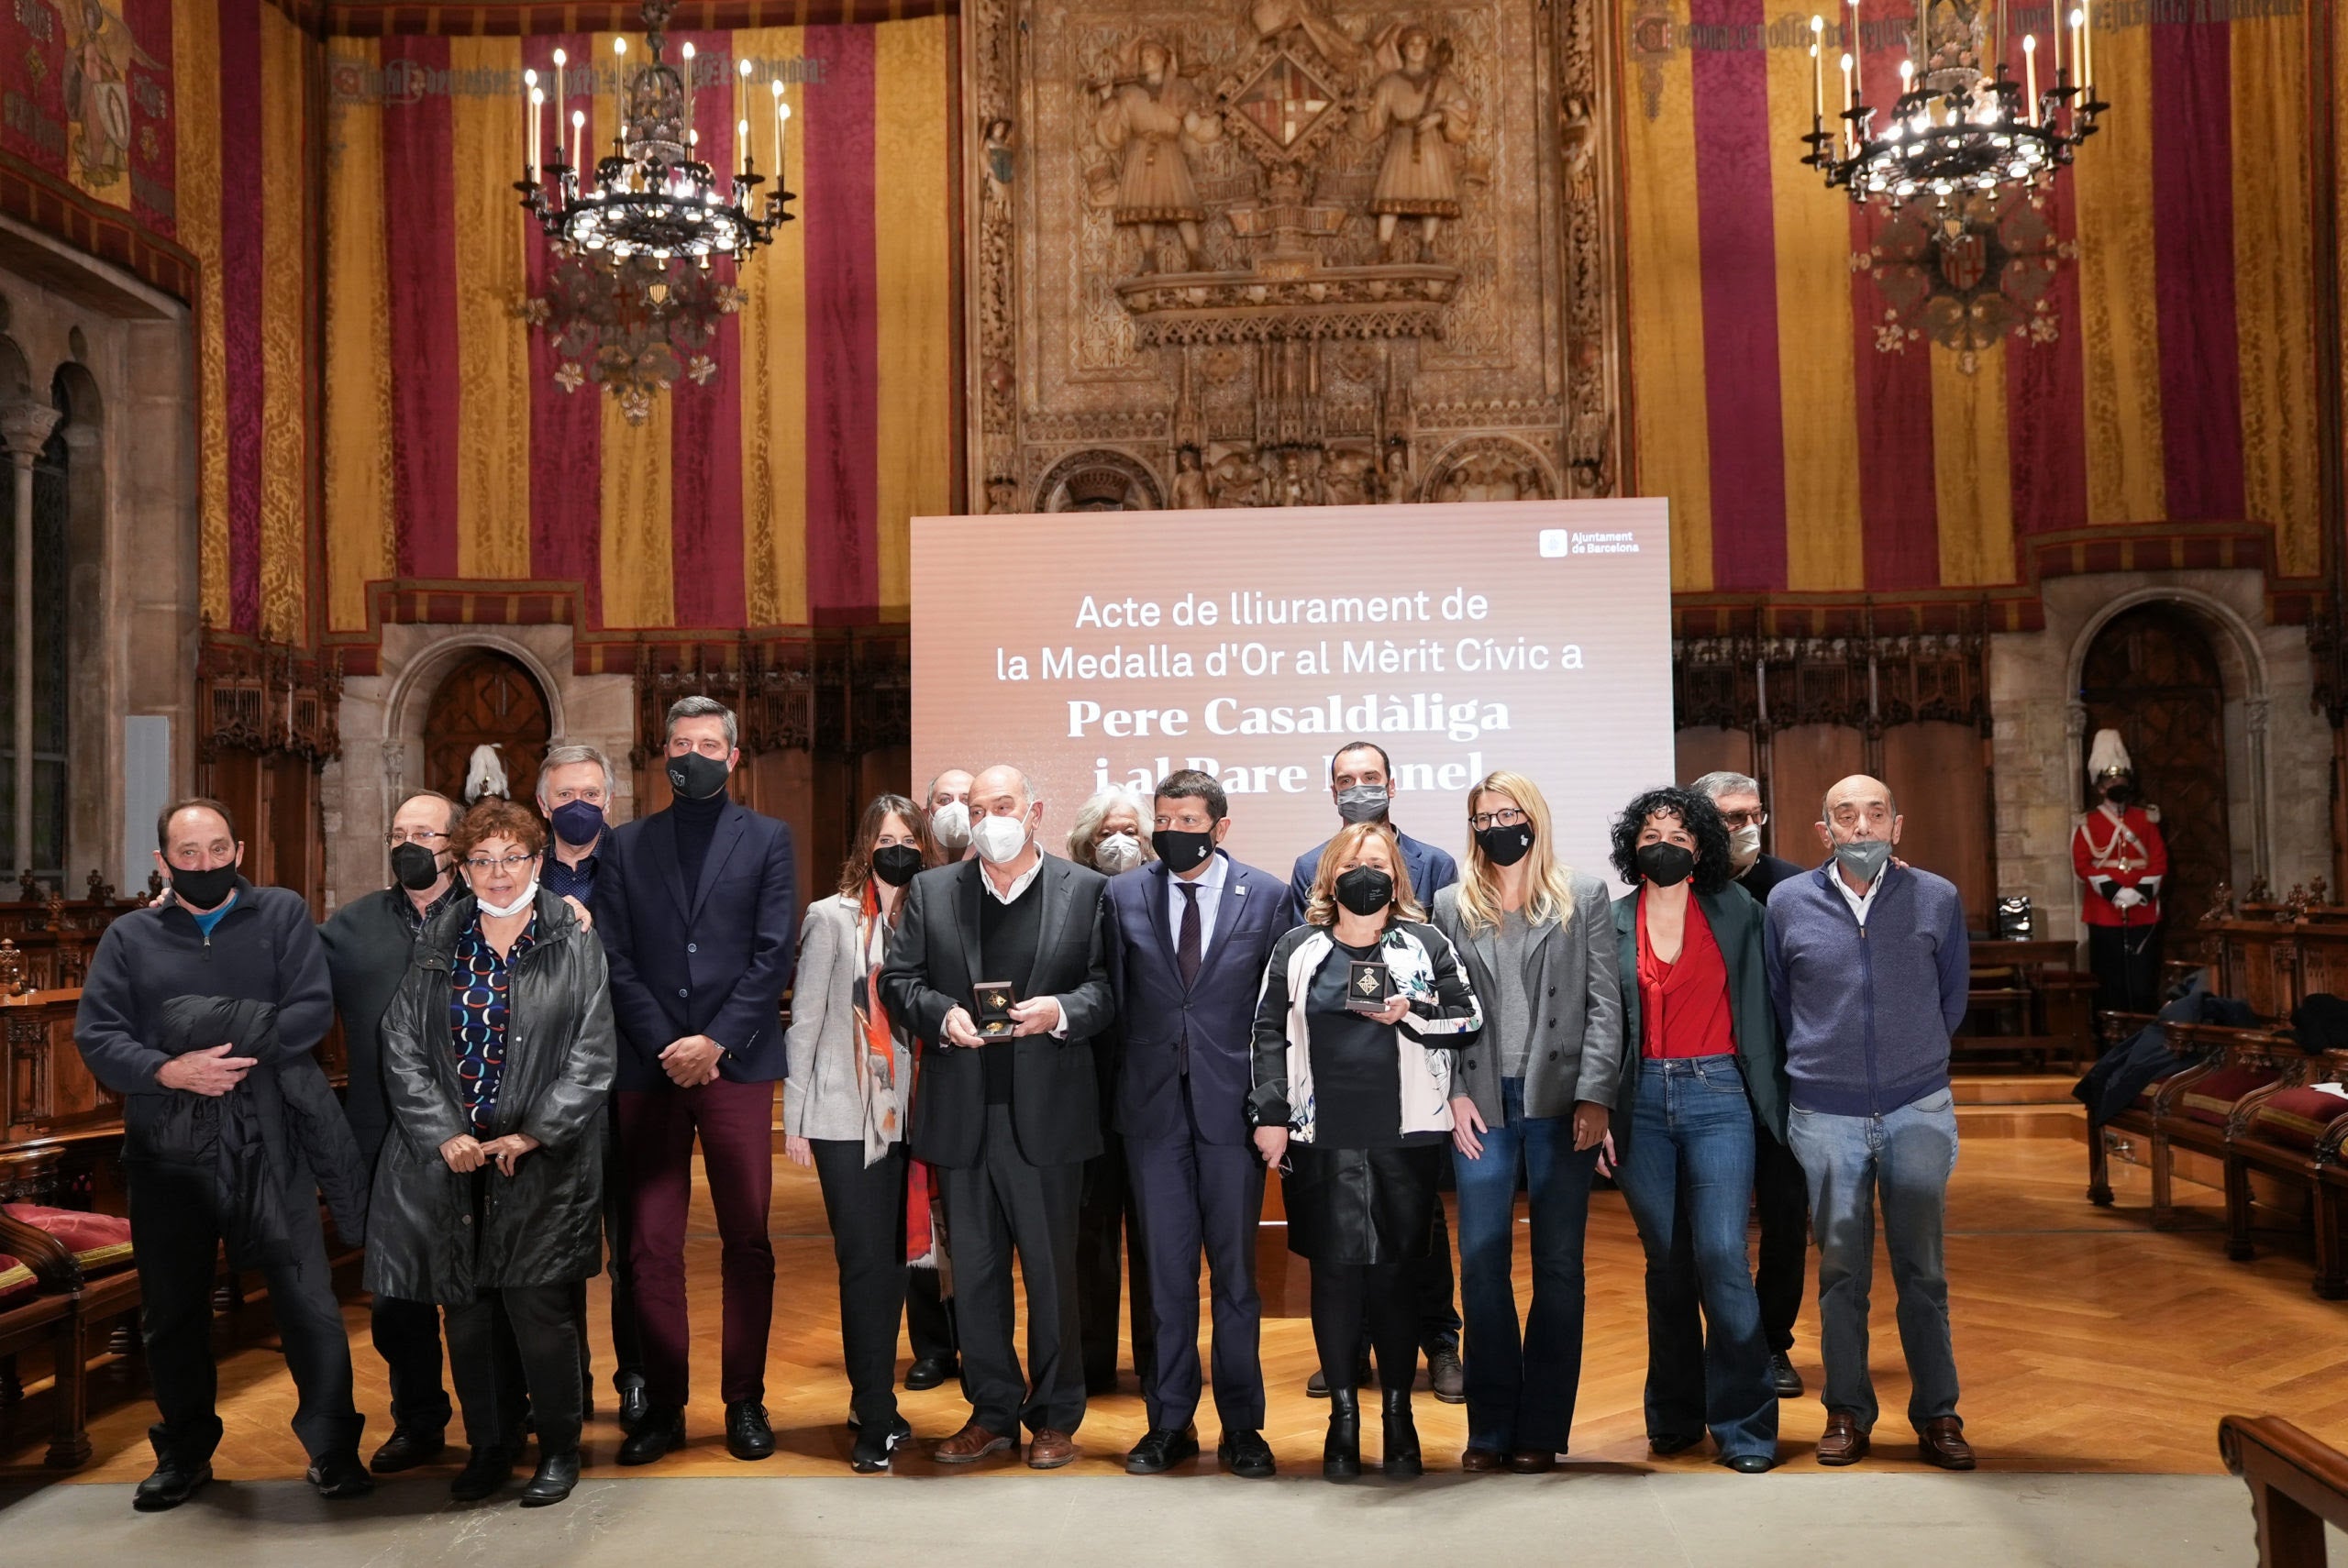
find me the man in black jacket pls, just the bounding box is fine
[75,799,371,1510]
[317,788,464,1473]
[880,765,1114,1471]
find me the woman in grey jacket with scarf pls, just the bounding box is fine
[369,799,615,1507]
[782,793,936,1473]
[1431,770,1622,1474]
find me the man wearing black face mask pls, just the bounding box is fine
[597,696,799,1465]
[318,789,465,1473]
[77,799,371,1509]
[2072,730,2166,1017]
[1285,741,1465,1404]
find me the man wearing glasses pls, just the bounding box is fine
[1690,770,1810,1400]
[317,790,468,1473]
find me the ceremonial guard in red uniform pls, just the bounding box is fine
[2071,730,2166,1017]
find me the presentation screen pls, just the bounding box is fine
[910,498,1675,894]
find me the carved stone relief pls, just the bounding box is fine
[962,0,1626,513]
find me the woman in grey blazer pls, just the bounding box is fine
[1431,770,1623,1474]
[781,793,936,1473]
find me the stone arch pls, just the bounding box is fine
[382,631,571,806]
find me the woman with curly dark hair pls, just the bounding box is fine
[1604,785,1787,1473]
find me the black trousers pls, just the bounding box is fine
[1125,1096,1268,1432]
[1415,1204,1461,1355]
[371,1294,452,1432]
[811,1137,936,1430]
[579,1097,645,1396]
[1751,1124,1810,1354]
[446,1283,584,1455]
[907,1260,957,1363]
[2090,923,2164,1018]
[939,1104,1086,1436]
[1077,1127,1154,1390]
[1311,1260,1419,1394]
[127,1158,361,1465]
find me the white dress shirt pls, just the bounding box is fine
[1833,859,1887,925]
[1167,849,1232,958]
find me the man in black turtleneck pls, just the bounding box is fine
[596,696,798,1468]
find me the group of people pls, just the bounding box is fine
[73,696,1982,1511]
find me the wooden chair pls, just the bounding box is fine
[2086,1010,2180,1208]
[2221,1053,2348,1290]
[2221,1414,2348,1568]
[2148,1022,2308,1230]
[0,1207,92,1467]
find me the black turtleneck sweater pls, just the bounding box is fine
[670,788,729,895]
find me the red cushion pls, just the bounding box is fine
[0,1252,34,1306]
[2179,1066,2281,1127]
[2248,1087,2348,1151]
[1,1204,134,1273]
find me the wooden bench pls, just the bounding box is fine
[2221,1049,2348,1296]
[0,1206,100,1467]
[2221,1414,2348,1567]
[2085,1010,2173,1209]
[1958,938,2101,1070]
[2086,1018,2301,1228]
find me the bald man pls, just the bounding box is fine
[1761,776,1973,1473]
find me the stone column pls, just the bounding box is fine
[0,403,61,878]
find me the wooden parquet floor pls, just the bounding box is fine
[5,1135,2343,1485]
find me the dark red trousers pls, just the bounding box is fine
[616,1077,777,1407]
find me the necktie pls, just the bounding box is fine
[1178,883,1202,988]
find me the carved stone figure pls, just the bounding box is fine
[1352,26,1475,259]
[1208,447,1268,507]
[1091,39,1223,272]
[1323,447,1375,505]
[1249,0,1363,72]
[1276,450,1321,507]
[1171,445,1213,508]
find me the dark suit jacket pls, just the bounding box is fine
[1103,852,1296,1146]
[1737,852,1806,907]
[1609,880,1789,1149]
[879,855,1115,1169]
[596,799,798,1090]
[1288,827,1460,913]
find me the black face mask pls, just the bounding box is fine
[869,844,923,888]
[1152,827,1216,873]
[170,863,238,911]
[1476,822,1534,868]
[667,750,730,801]
[390,843,444,890]
[1635,842,1696,888]
[2102,784,2132,806]
[1334,866,1395,917]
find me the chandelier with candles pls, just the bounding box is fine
[1800,0,2107,210]
[514,0,795,423]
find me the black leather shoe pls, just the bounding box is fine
[725,1400,776,1462]
[1727,1452,1777,1474]
[1380,1387,1423,1478]
[306,1450,375,1500]
[618,1408,685,1466]
[369,1425,447,1474]
[1649,1431,1705,1457]
[520,1451,581,1507]
[851,1416,913,1474]
[615,1372,651,1435]
[903,1355,958,1392]
[1427,1346,1466,1405]
[1124,1423,1200,1474]
[1769,1353,1804,1399]
[1323,1387,1362,1481]
[1218,1429,1276,1479]
[450,1446,517,1501]
[132,1459,212,1512]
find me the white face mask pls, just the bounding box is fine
[932,800,971,851]
[971,812,1031,866]
[1728,823,1762,872]
[476,879,539,919]
[1094,833,1144,873]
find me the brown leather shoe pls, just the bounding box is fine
[1507,1449,1555,1474]
[1815,1410,1870,1466]
[1460,1446,1505,1473]
[1918,1417,1976,1471]
[933,1421,1015,1464]
[1027,1430,1078,1470]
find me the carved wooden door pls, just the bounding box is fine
[2080,602,2230,932]
[424,650,550,808]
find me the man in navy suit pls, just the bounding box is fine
[1287,739,1466,1402]
[1107,770,1294,1479]
[595,696,798,1466]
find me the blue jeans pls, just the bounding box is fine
[1451,1077,1599,1454]
[1787,1089,1962,1433]
[1614,1055,1777,1462]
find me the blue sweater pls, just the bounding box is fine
[1762,863,1970,1117]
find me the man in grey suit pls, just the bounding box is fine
[879,765,1114,1471]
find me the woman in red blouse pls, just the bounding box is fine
[1604,785,1787,1473]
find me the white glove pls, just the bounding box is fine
[2111,887,2146,910]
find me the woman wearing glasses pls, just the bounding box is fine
[368,798,616,1507]
[1429,771,1622,1474]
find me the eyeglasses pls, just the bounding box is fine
[1468,807,1526,832]
[386,830,449,846]
[463,853,537,874]
[1715,809,1767,830]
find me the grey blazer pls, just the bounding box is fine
[1432,872,1625,1125]
[781,894,907,1145]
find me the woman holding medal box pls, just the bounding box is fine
[1247,822,1482,1482]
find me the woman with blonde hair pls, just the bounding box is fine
[1249,821,1480,1481]
[1430,770,1623,1474]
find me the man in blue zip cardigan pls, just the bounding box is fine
[1762,774,1974,1474]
